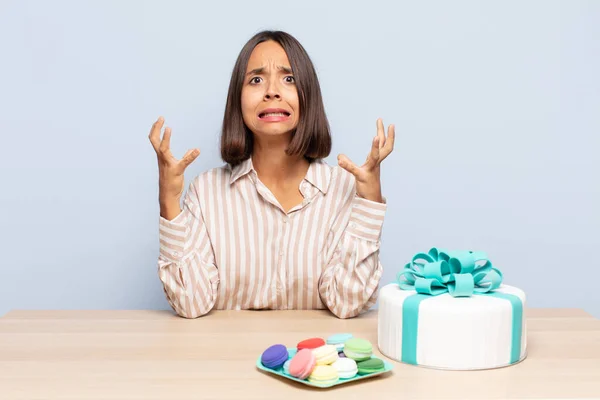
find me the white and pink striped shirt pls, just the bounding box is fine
[157,157,387,319]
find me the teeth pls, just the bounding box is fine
[261,112,288,117]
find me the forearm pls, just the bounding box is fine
[319,195,387,318]
[319,239,383,319]
[160,194,182,221]
[357,182,384,204]
[157,178,219,318]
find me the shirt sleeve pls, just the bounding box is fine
[318,185,387,319]
[157,176,219,318]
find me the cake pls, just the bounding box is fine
[377,247,527,370]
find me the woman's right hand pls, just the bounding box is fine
[149,116,200,202]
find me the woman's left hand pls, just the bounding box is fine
[337,118,395,203]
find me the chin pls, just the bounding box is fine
[256,123,297,136]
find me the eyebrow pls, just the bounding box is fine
[245,65,293,77]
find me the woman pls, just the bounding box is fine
[148,30,395,319]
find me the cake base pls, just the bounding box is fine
[377,283,527,370]
[380,350,529,371]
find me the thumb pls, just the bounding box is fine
[180,148,200,169]
[337,154,360,177]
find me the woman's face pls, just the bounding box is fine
[241,40,300,140]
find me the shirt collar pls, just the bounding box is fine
[229,157,254,185]
[303,159,331,194]
[229,157,331,194]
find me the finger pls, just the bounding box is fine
[337,154,361,177]
[148,116,164,152]
[380,124,396,160]
[159,126,172,154]
[365,136,380,168]
[377,118,386,148]
[179,148,201,170]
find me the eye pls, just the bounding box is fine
[284,76,295,83]
[249,77,262,84]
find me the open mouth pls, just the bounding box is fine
[258,111,291,119]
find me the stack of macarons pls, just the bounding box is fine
[259,333,386,386]
[342,337,385,375]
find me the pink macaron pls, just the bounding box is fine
[289,348,316,379]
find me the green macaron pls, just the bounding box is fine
[342,338,373,361]
[357,358,385,375]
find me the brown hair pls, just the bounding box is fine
[220,30,331,166]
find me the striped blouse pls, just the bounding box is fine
[157,157,387,319]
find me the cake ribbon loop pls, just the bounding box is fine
[396,247,503,297]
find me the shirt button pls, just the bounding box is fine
[173,251,178,257]
[280,251,284,256]
[283,218,287,224]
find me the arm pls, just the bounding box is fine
[157,177,219,318]
[319,191,387,319]
[321,118,395,318]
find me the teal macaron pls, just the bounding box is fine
[283,359,291,375]
[326,333,353,351]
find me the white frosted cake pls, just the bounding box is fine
[377,248,527,370]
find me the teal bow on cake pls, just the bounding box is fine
[396,247,503,297]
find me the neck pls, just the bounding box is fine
[251,135,310,188]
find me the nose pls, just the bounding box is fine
[264,80,281,100]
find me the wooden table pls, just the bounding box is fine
[0,309,599,400]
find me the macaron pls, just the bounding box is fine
[313,344,339,365]
[326,333,353,351]
[308,365,339,386]
[288,348,316,379]
[261,344,289,369]
[343,338,373,361]
[357,358,385,375]
[283,359,291,375]
[297,337,325,351]
[332,357,358,379]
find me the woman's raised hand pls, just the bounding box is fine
[148,116,200,204]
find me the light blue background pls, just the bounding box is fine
[1,1,598,318]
